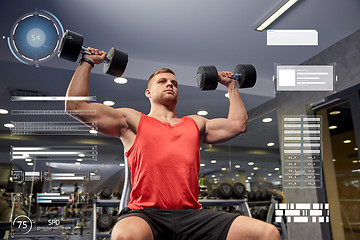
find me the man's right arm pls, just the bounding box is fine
[65,48,141,138]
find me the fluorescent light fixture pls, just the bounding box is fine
[75,162,81,165]
[256,0,300,31]
[211,175,216,178]
[247,177,252,180]
[267,142,275,147]
[352,160,359,164]
[262,118,272,123]
[235,165,240,168]
[343,139,351,144]
[197,110,208,116]
[114,77,128,84]
[279,175,283,178]
[253,167,259,170]
[268,173,272,176]
[119,163,125,167]
[78,153,85,157]
[248,162,254,166]
[329,126,337,130]
[0,109,8,114]
[211,159,217,164]
[27,162,34,166]
[251,173,254,175]
[103,100,115,106]
[200,163,205,167]
[25,158,32,162]
[355,148,358,151]
[221,168,227,171]
[275,167,279,171]
[76,158,83,162]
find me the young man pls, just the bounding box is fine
[65,48,280,240]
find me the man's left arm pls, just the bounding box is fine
[202,71,248,144]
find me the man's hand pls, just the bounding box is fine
[83,47,107,64]
[218,71,235,87]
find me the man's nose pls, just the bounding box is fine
[166,81,173,88]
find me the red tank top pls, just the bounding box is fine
[125,114,202,210]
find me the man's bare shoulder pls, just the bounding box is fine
[186,115,207,127]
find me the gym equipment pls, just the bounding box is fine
[197,64,256,90]
[232,182,246,199]
[97,213,113,231]
[260,190,272,201]
[217,183,234,199]
[58,30,128,77]
[99,187,113,199]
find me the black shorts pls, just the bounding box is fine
[117,207,239,240]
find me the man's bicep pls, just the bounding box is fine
[204,118,245,144]
[67,102,130,137]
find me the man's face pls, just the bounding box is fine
[146,72,178,106]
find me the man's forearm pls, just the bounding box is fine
[227,81,248,129]
[65,62,92,109]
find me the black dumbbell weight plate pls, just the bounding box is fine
[232,182,246,199]
[100,187,112,199]
[234,64,257,88]
[218,183,233,199]
[97,214,113,231]
[197,66,219,90]
[103,47,128,77]
[58,30,84,62]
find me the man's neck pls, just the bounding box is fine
[148,104,177,121]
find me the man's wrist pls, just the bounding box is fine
[79,57,94,69]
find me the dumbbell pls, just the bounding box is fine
[99,187,113,199]
[197,64,256,90]
[58,30,128,77]
[232,182,246,199]
[214,183,233,199]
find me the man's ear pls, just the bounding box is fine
[145,89,151,99]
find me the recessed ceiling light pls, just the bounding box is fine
[4,123,14,128]
[200,163,205,167]
[76,158,83,162]
[103,100,115,106]
[214,181,218,184]
[119,163,125,166]
[253,167,259,170]
[332,159,336,162]
[262,118,272,123]
[221,168,227,171]
[275,167,279,171]
[343,139,351,144]
[78,153,85,157]
[89,129,98,134]
[279,175,282,179]
[251,172,254,175]
[75,162,81,165]
[355,148,358,151]
[25,158,32,162]
[247,177,252,180]
[197,110,208,116]
[329,110,341,115]
[267,142,275,147]
[329,126,337,130]
[352,160,359,164]
[245,179,249,183]
[114,77,128,84]
[22,154,30,158]
[211,175,216,178]
[268,173,272,176]
[225,93,229,98]
[27,162,34,166]
[211,159,217,164]
[235,165,240,168]
[0,109,8,114]
[248,162,254,166]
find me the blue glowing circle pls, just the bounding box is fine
[9,10,64,65]
[26,28,46,48]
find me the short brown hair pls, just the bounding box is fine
[148,68,175,88]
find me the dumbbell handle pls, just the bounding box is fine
[217,73,241,81]
[81,46,110,63]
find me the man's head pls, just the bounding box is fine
[145,68,178,107]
